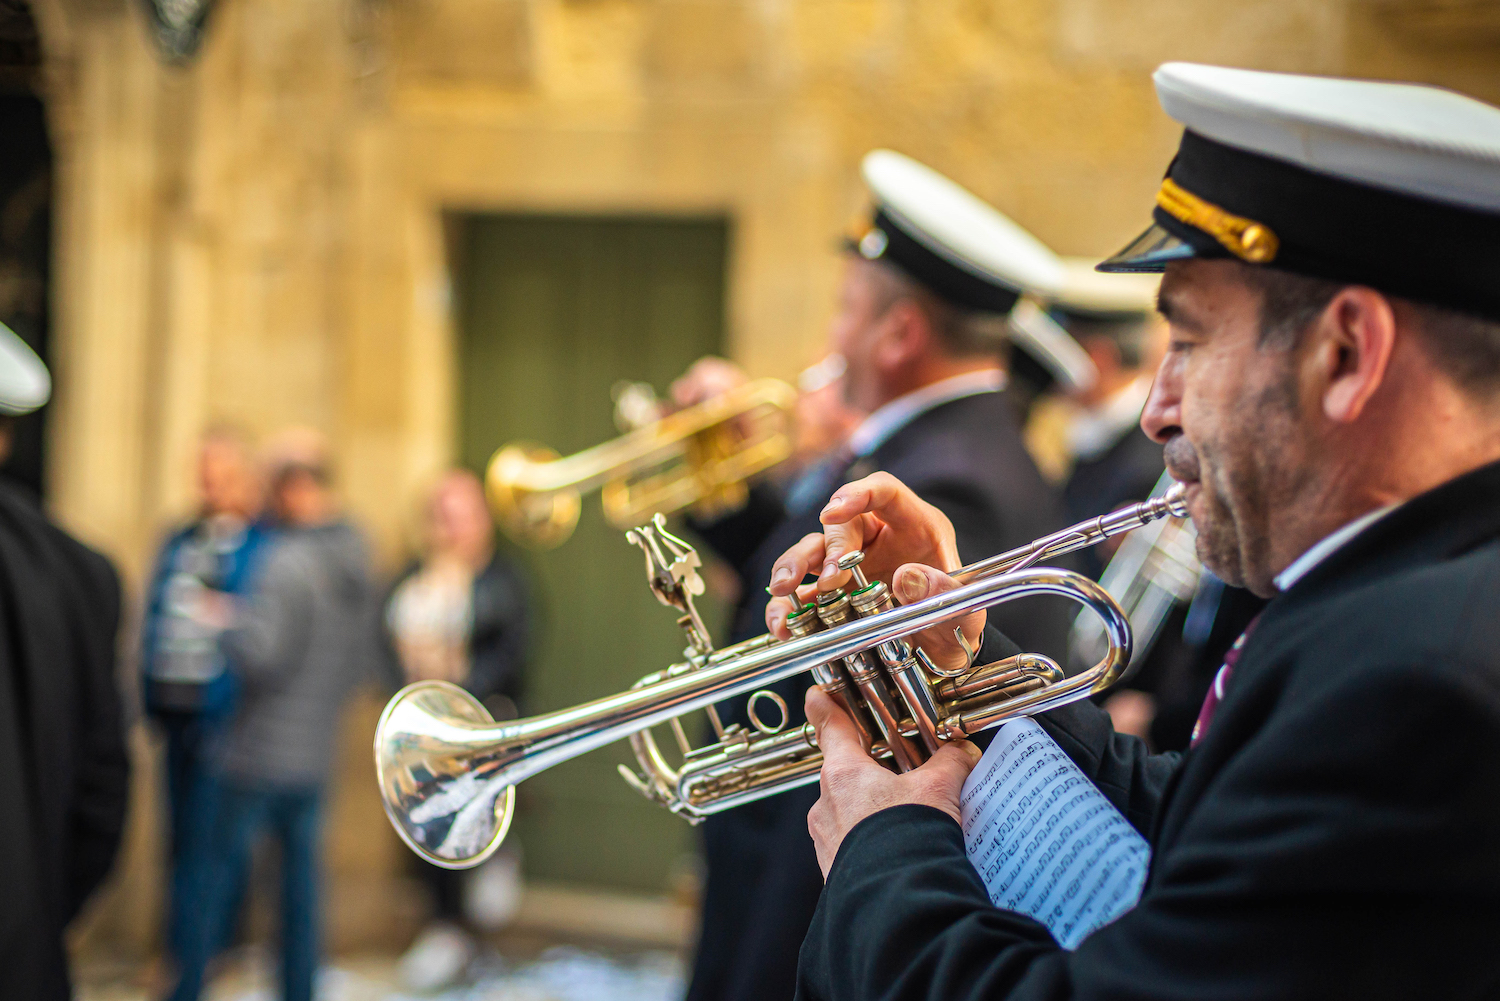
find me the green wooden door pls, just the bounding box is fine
[456,214,729,894]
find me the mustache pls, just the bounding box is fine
[1163,434,1201,483]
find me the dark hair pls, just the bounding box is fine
[864,258,1006,357]
[1242,266,1500,396]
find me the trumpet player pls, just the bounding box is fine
[769,63,1500,1001]
[678,151,1087,1001]
[1034,263,1268,750]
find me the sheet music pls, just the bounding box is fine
[959,718,1150,949]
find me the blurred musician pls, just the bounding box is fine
[1047,262,1167,547]
[678,151,1086,1001]
[0,322,127,1000]
[767,64,1500,1000]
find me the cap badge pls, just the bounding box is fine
[858,227,889,260]
[1156,178,1279,264]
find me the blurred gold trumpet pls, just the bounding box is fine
[486,378,797,548]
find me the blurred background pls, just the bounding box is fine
[3,0,1498,997]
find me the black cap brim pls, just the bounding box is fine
[1095,221,1199,274]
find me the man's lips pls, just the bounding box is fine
[1162,435,1201,485]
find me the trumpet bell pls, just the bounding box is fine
[374,681,517,868]
[487,444,583,550]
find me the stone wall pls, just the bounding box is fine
[32,0,1500,955]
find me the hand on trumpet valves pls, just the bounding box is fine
[669,356,749,408]
[764,471,985,672]
[805,685,981,878]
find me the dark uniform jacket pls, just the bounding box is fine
[797,458,1500,1001]
[687,388,1072,1001]
[0,482,128,1000]
[700,387,1073,656]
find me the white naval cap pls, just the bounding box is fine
[1156,63,1500,214]
[1056,258,1159,318]
[1100,63,1500,322]
[854,150,1066,310]
[851,150,1096,389]
[0,322,50,416]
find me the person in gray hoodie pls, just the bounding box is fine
[167,429,372,1001]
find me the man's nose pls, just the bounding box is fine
[1140,366,1181,444]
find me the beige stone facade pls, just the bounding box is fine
[29,0,1500,956]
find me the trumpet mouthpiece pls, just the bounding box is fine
[1162,482,1189,519]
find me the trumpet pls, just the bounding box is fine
[1068,471,1203,673]
[375,485,1188,868]
[486,378,797,548]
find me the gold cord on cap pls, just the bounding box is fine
[1156,178,1279,264]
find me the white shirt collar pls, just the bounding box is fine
[848,369,1006,457]
[1273,503,1400,592]
[1066,376,1152,461]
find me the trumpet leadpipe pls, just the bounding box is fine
[952,484,1189,584]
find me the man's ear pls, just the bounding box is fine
[875,299,932,370]
[1309,287,1397,425]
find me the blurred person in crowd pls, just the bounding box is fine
[377,469,531,992]
[141,425,272,976]
[169,428,372,1001]
[1034,267,1179,742]
[0,322,129,999]
[1048,263,1168,561]
[673,153,1081,1001]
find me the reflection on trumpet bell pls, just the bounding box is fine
[485,377,797,548]
[373,486,1187,869]
[374,681,518,869]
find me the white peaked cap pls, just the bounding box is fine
[1154,62,1500,213]
[0,323,50,416]
[855,151,1092,388]
[1100,64,1500,322]
[860,150,1066,299]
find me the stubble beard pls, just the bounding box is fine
[1191,440,1253,590]
[1183,372,1303,597]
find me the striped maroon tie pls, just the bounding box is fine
[1189,615,1261,747]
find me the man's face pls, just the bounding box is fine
[827,259,895,413]
[198,439,252,518]
[429,473,494,558]
[274,469,326,527]
[1141,260,1310,596]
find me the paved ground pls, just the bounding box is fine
[77,942,686,1001]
